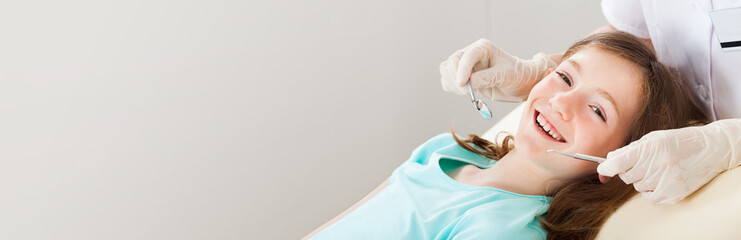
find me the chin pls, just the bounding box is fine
[513,130,544,158]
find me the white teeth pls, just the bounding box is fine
[536,112,563,142]
[536,113,551,132]
[550,130,562,140]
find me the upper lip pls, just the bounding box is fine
[536,109,567,143]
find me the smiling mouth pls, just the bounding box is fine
[534,110,566,143]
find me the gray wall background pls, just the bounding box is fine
[0,1,604,239]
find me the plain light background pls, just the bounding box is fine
[0,1,604,239]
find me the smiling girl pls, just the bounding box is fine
[305,32,705,240]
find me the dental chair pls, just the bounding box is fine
[483,104,741,240]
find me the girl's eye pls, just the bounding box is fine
[557,72,572,87]
[591,106,606,122]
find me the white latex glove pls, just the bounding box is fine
[439,39,556,102]
[598,118,741,204]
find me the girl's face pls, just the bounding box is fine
[514,46,643,182]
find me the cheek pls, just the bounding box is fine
[573,125,627,157]
[530,77,555,97]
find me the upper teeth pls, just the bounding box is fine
[537,114,563,141]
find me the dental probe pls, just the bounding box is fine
[545,150,606,163]
[467,80,492,119]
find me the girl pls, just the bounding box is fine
[305,32,704,240]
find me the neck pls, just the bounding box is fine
[482,149,566,196]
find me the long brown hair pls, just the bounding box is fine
[452,31,706,240]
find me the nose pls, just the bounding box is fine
[548,91,580,121]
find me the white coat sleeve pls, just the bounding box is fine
[601,0,651,39]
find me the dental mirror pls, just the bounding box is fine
[467,81,492,119]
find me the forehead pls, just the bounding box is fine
[562,47,644,121]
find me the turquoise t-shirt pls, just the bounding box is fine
[311,133,552,240]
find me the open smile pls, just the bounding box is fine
[534,110,566,143]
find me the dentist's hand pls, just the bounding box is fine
[598,119,741,204]
[439,39,556,102]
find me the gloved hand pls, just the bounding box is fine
[598,118,741,204]
[439,39,556,102]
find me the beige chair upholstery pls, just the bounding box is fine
[484,103,741,240]
[596,166,741,239]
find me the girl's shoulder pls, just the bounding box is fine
[422,133,457,148]
[407,133,457,161]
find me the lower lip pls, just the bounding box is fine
[533,110,564,143]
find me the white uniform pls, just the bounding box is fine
[602,0,741,121]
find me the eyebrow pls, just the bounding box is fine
[566,59,581,73]
[597,88,619,120]
[566,58,619,120]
